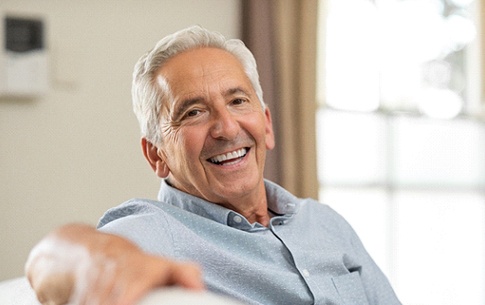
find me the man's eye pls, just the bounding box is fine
[232,98,246,105]
[186,109,201,117]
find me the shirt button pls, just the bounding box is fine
[302,269,310,277]
[285,203,296,212]
[233,215,243,223]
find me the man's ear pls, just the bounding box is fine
[264,107,275,150]
[141,138,170,178]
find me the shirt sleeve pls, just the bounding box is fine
[97,199,176,258]
[344,213,402,304]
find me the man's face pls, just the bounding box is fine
[153,47,275,206]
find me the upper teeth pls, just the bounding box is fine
[210,148,247,163]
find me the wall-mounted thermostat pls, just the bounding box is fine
[0,14,48,98]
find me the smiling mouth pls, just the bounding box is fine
[208,148,249,165]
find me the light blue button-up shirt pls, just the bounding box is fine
[98,180,401,305]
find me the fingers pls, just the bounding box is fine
[26,233,90,305]
[111,256,205,305]
[33,272,74,305]
[71,251,204,305]
[72,257,118,305]
[167,261,205,290]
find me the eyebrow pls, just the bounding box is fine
[172,98,202,120]
[224,87,251,98]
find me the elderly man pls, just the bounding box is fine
[26,26,401,305]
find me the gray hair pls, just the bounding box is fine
[132,25,265,145]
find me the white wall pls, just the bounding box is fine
[0,0,241,281]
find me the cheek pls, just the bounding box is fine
[161,120,187,149]
[160,128,185,164]
[171,127,205,161]
[243,113,269,142]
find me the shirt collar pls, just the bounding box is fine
[157,179,300,231]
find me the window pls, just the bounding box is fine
[316,0,485,304]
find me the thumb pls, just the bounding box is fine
[168,262,205,290]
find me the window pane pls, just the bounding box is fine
[392,190,485,305]
[316,109,387,185]
[319,186,390,276]
[377,0,474,116]
[319,0,478,116]
[391,116,485,188]
[322,0,380,111]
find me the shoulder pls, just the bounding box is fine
[297,197,358,238]
[97,198,163,227]
[96,198,178,255]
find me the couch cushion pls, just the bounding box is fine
[0,277,40,305]
[0,277,244,305]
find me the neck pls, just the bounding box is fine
[166,178,271,226]
[221,183,270,227]
[226,203,270,227]
[243,208,271,227]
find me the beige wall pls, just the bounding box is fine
[0,0,241,280]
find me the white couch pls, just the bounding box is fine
[0,277,244,305]
[0,277,40,305]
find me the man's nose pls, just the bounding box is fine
[209,108,239,140]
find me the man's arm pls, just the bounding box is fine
[25,223,204,305]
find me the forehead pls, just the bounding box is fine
[156,47,252,95]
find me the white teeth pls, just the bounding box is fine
[210,148,247,163]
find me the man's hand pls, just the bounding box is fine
[25,224,204,305]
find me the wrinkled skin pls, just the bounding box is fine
[144,47,275,226]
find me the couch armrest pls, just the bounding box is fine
[138,287,245,305]
[0,277,40,305]
[0,277,244,305]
